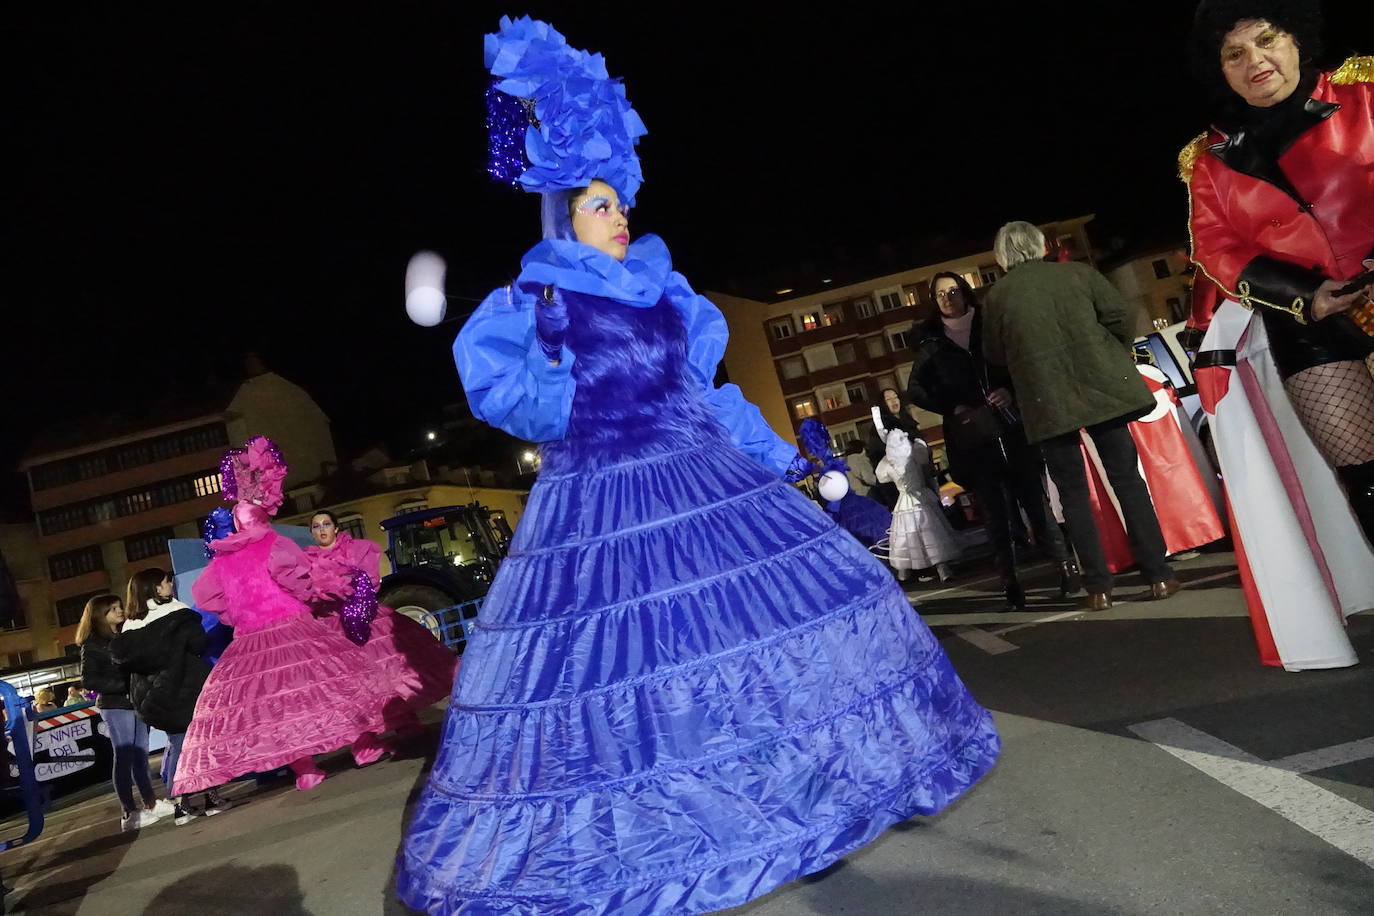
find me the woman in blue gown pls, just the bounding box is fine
[396,17,1000,915]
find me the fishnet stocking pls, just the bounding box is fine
[1283,360,1374,467]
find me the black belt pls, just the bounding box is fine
[1193,349,1237,369]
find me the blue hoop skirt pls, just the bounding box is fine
[397,436,1000,914]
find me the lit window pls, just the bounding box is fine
[822,308,844,326]
[800,312,821,331]
[793,400,817,419]
[194,473,223,498]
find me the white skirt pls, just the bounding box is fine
[887,488,960,570]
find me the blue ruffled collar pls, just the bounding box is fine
[519,234,672,308]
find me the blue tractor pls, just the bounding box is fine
[375,504,512,647]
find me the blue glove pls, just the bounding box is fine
[533,284,569,363]
[783,453,815,483]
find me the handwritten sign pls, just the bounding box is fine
[32,718,96,782]
[35,759,91,781]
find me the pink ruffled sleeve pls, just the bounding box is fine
[268,536,315,604]
[342,536,383,582]
[191,560,232,623]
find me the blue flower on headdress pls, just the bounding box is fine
[484,16,647,206]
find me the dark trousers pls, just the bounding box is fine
[1038,415,1174,593]
[960,449,1068,574]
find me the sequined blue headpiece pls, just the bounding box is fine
[484,15,647,230]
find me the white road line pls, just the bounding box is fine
[1270,737,1374,774]
[992,610,1084,635]
[913,562,1054,600]
[953,626,1020,655]
[1129,718,1374,869]
[1180,569,1241,588]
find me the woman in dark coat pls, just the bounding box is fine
[112,567,217,824]
[907,271,1077,608]
[78,594,174,832]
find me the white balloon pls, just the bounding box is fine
[405,251,448,327]
[818,470,850,502]
[406,286,447,327]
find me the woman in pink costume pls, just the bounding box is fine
[303,510,457,737]
[175,437,396,793]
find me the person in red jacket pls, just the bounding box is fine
[1181,0,1374,538]
[1180,0,1374,671]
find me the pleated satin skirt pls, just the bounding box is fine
[397,441,1000,914]
[173,612,394,794]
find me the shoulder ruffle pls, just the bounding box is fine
[1330,55,1374,85]
[1177,132,1211,184]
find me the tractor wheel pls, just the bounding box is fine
[378,584,455,641]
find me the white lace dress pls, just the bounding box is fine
[875,431,960,571]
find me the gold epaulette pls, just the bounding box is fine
[1331,55,1374,85]
[1178,133,1210,183]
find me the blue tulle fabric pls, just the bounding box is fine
[400,237,1001,915]
[484,16,647,206]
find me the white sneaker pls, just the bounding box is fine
[120,809,164,832]
[150,798,176,818]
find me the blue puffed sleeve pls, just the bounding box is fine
[453,284,577,442]
[666,272,799,476]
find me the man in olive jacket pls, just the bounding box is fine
[982,221,1177,610]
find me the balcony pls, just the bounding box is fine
[817,402,872,427]
[50,568,112,602]
[766,321,858,358]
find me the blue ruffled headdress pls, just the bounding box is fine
[484,16,648,240]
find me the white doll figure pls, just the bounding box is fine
[875,427,960,582]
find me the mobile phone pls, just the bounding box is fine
[871,406,886,434]
[1334,269,1374,298]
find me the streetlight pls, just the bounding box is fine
[426,431,437,442]
[515,449,541,475]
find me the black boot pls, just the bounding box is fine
[993,547,1025,611]
[1001,574,1027,611]
[1336,460,1374,545]
[1058,558,1083,597]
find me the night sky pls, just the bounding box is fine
[7,1,1372,512]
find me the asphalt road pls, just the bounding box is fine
[5,551,1372,915]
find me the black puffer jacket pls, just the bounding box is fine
[79,636,133,711]
[109,609,210,733]
[907,309,1020,478]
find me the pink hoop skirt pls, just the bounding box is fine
[359,607,458,725]
[173,611,396,794]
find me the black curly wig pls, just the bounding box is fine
[1189,0,1325,108]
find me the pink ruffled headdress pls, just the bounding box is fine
[219,436,288,516]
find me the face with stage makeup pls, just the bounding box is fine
[569,180,630,261]
[1220,19,1302,108]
